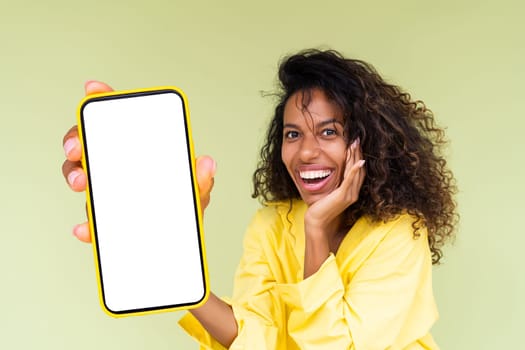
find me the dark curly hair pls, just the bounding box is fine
[252,49,458,264]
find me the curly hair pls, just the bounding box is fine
[252,49,458,264]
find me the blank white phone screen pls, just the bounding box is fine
[81,90,206,314]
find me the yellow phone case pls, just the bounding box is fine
[77,87,209,317]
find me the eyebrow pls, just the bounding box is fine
[283,118,344,129]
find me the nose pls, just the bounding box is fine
[299,133,321,161]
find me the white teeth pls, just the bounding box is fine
[300,170,331,180]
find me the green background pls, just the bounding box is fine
[1,0,523,348]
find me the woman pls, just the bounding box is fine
[62,49,457,349]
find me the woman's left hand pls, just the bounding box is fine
[304,138,366,236]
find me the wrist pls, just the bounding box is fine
[304,224,327,240]
[304,214,340,241]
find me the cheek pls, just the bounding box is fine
[324,140,347,160]
[281,143,299,179]
[327,143,348,172]
[281,144,292,171]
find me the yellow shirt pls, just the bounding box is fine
[179,200,439,349]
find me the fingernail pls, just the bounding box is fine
[64,138,76,157]
[202,157,217,175]
[358,160,366,167]
[73,224,88,237]
[351,139,357,150]
[72,224,81,238]
[356,137,360,145]
[68,171,80,186]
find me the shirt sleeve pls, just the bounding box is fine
[227,208,285,349]
[275,215,439,350]
[179,211,438,350]
[178,208,283,350]
[275,254,351,349]
[178,311,229,350]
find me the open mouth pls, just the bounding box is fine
[299,169,332,184]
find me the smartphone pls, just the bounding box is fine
[77,87,208,317]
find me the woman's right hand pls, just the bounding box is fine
[62,81,216,243]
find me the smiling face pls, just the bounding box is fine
[281,89,348,206]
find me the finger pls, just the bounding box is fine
[343,146,352,179]
[62,159,87,192]
[199,177,214,211]
[196,155,217,211]
[84,80,114,96]
[355,137,362,161]
[73,222,91,243]
[347,159,365,179]
[354,137,365,189]
[351,138,357,165]
[62,125,82,161]
[196,155,216,193]
[351,160,366,198]
[345,159,365,202]
[358,160,366,187]
[346,137,363,186]
[343,138,358,181]
[64,81,114,161]
[337,166,362,208]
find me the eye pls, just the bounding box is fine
[284,130,300,139]
[321,128,337,137]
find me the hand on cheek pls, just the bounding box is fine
[305,138,365,233]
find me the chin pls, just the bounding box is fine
[300,193,326,207]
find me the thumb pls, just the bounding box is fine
[196,156,216,192]
[84,80,114,96]
[196,156,216,210]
